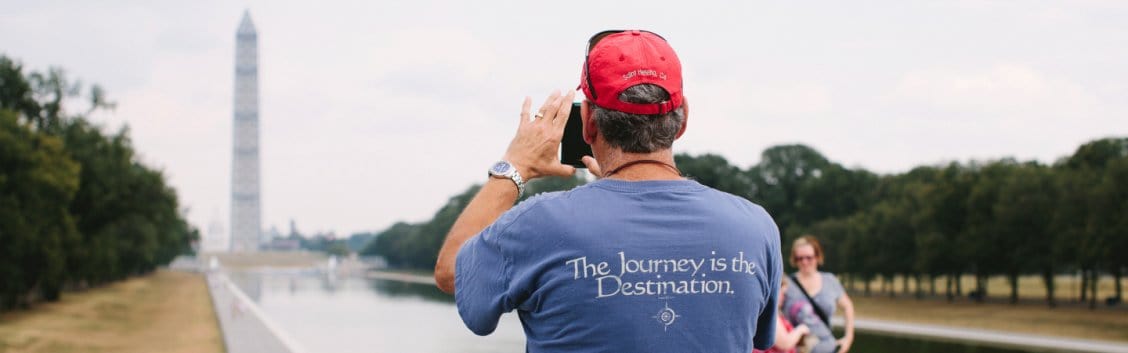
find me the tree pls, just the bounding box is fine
[0,57,41,122]
[963,160,1017,301]
[361,222,421,266]
[1059,138,1128,308]
[795,165,879,228]
[367,134,1128,308]
[0,110,80,307]
[346,232,377,253]
[1090,156,1128,303]
[748,144,832,239]
[1,56,194,310]
[930,163,974,300]
[676,153,751,197]
[994,163,1055,305]
[325,241,350,257]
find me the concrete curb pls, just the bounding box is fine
[206,272,308,353]
[833,317,1128,353]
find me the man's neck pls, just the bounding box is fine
[596,148,682,181]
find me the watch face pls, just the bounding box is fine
[490,161,511,175]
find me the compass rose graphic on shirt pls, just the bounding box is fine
[652,299,680,331]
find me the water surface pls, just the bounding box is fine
[231,273,1033,353]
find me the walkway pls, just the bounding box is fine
[835,317,1128,353]
[206,272,308,353]
[365,270,437,285]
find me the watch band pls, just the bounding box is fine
[509,170,525,198]
[488,160,526,198]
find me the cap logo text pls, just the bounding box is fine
[622,69,667,81]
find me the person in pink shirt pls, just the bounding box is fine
[756,277,812,353]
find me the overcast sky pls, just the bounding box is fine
[2,1,1125,238]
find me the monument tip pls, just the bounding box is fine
[237,10,256,35]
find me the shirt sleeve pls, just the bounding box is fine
[454,229,511,335]
[826,273,845,300]
[453,196,546,336]
[752,214,783,350]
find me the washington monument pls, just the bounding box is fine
[231,10,261,252]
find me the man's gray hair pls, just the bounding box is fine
[590,84,685,153]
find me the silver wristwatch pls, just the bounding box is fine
[488,160,525,198]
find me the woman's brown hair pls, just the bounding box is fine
[790,235,825,267]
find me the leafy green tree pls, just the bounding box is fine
[675,153,751,197]
[520,174,587,202]
[747,144,832,235]
[361,222,421,266]
[932,164,974,300]
[410,185,483,268]
[369,133,1128,308]
[325,241,351,257]
[1051,165,1091,303]
[1090,156,1128,303]
[796,165,879,228]
[1059,138,1127,307]
[994,163,1055,304]
[346,232,377,252]
[0,57,41,122]
[834,210,882,295]
[365,174,587,270]
[798,217,853,275]
[0,110,80,307]
[1,56,194,310]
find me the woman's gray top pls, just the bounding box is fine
[783,271,844,353]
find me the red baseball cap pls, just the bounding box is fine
[579,30,683,115]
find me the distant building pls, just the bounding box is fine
[263,225,281,245]
[288,219,302,238]
[262,238,301,252]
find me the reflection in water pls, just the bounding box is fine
[227,271,263,302]
[229,272,1036,353]
[321,273,339,293]
[233,272,525,353]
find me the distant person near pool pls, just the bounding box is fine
[784,236,856,353]
[434,29,784,352]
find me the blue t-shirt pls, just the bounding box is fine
[455,178,783,352]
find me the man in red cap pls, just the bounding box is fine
[436,30,782,352]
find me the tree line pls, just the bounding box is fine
[362,175,585,269]
[739,143,1126,309]
[1,55,197,311]
[364,137,1125,308]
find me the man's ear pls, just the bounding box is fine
[582,100,598,145]
[674,97,689,140]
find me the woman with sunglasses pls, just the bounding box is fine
[784,236,855,353]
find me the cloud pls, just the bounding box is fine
[858,64,1124,172]
[6,0,1128,236]
[889,64,1100,121]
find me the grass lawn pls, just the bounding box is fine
[849,293,1128,343]
[0,270,223,353]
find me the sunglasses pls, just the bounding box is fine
[583,30,667,101]
[793,255,816,262]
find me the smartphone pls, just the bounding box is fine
[560,102,592,168]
